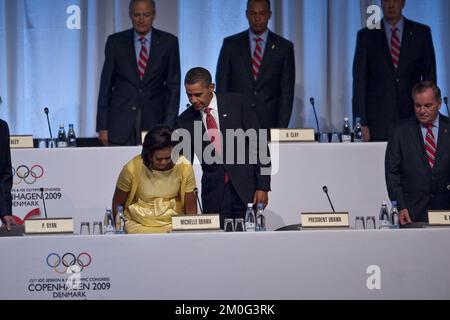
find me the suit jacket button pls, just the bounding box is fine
[252,104,256,107]
[254,91,257,95]
[396,79,400,83]
[132,106,137,111]
[139,89,143,94]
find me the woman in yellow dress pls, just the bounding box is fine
[112,125,197,234]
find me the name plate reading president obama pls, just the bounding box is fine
[301,213,350,229]
[172,214,221,232]
[271,129,316,142]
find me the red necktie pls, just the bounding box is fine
[252,37,263,79]
[390,28,401,69]
[204,107,229,183]
[138,36,148,80]
[425,124,436,168]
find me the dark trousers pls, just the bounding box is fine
[219,182,247,228]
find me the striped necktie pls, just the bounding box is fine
[252,37,263,80]
[425,124,436,169]
[390,28,401,69]
[138,36,148,80]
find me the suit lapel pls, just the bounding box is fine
[240,31,255,84]
[257,32,276,82]
[397,19,413,74]
[410,119,430,169]
[125,29,141,85]
[141,29,160,85]
[379,23,397,75]
[433,116,450,171]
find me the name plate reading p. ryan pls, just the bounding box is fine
[271,129,316,143]
[301,213,350,229]
[428,211,450,226]
[24,219,74,235]
[10,135,34,149]
[172,214,221,232]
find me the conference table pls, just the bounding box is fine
[4,142,449,300]
[1,229,449,300]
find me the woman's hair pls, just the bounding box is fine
[141,125,176,167]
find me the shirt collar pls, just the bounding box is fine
[421,114,440,129]
[249,28,269,43]
[383,16,405,32]
[201,93,218,114]
[134,30,152,44]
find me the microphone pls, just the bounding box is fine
[444,97,449,117]
[40,188,49,219]
[322,186,336,213]
[194,188,203,214]
[310,97,321,135]
[44,107,53,139]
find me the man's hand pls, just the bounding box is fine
[362,126,371,142]
[253,191,269,209]
[399,209,412,225]
[99,130,109,146]
[1,216,17,232]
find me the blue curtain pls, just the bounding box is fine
[0,0,449,137]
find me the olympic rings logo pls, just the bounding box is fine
[12,165,45,185]
[46,253,92,275]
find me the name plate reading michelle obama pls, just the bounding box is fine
[172,214,221,232]
[301,213,350,229]
[270,129,316,142]
[10,135,34,149]
[428,211,450,226]
[24,218,74,235]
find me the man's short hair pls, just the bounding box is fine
[247,0,271,11]
[412,81,442,102]
[129,0,156,12]
[185,67,212,87]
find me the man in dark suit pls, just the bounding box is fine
[175,68,271,226]
[0,119,15,231]
[216,0,295,130]
[386,82,450,225]
[97,0,180,146]
[353,0,436,142]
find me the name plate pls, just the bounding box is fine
[428,211,450,226]
[10,135,34,149]
[271,129,316,142]
[172,214,221,232]
[301,213,350,229]
[24,218,74,235]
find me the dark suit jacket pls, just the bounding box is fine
[385,116,450,222]
[175,93,271,213]
[353,19,436,141]
[97,28,180,145]
[0,120,13,218]
[216,30,295,130]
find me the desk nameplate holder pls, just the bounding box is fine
[271,129,316,143]
[172,214,221,232]
[24,218,74,235]
[301,212,350,229]
[428,211,450,226]
[10,135,34,149]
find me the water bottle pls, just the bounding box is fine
[379,201,390,229]
[342,117,352,143]
[103,209,115,235]
[353,117,363,143]
[390,201,400,229]
[116,206,126,234]
[245,204,256,232]
[67,124,77,148]
[256,203,266,232]
[57,124,68,148]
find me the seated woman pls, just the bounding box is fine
[112,125,197,234]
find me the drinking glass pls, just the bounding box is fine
[234,219,245,232]
[80,222,91,235]
[224,219,235,232]
[355,217,365,230]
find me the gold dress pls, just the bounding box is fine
[116,156,196,234]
